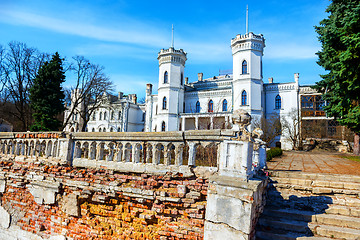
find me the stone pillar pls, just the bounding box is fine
[187,142,196,166]
[210,116,214,130]
[195,117,199,130]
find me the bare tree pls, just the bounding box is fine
[63,56,114,132]
[253,115,282,147]
[0,42,49,131]
[281,108,301,150]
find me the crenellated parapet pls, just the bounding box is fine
[158,47,187,66]
[231,32,265,55]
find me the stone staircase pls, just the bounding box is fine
[256,171,360,240]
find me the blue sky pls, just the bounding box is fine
[0,0,330,99]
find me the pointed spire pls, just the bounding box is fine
[246,5,249,34]
[171,24,174,48]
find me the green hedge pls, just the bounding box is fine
[266,147,283,161]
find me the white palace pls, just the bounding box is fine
[65,30,332,150]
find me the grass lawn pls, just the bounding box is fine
[340,155,360,163]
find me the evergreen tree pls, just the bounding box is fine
[29,52,65,131]
[314,0,360,155]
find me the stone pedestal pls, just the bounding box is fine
[204,176,267,240]
[219,140,253,179]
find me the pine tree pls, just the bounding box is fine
[29,52,65,131]
[314,0,360,155]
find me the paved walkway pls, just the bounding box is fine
[267,150,360,175]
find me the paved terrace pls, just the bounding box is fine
[267,150,360,175]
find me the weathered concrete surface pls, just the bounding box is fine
[205,176,268,240]
[0,225,43,240]
[0,205,11,228]
[27,181,60,205]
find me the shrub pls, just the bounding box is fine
[266,147,283,161]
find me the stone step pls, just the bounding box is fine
[256,230,338,240]
[270,176,360,191]
[258,217,313,234]
[267,188,360,209]
[270,182,360,196]
[262,208,360,229]
[268,171,360,183]
[314,224,360,239]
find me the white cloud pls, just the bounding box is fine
[0,9,168,48]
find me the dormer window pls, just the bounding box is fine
[164,71,168,83]
[242,60,248,74]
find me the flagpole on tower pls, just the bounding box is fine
[246,5,249,34]
[171,24,174,48]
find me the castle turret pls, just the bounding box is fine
[156,47,187,131]
[231,32,265,121]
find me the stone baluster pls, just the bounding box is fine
[164,144,171,165]
[175,144,183,166]
[145,143,152,163]
[96,143,104,160]
[153,145,160,165]
[132,144,140,163]
[108,145,114,161]
[187,142,197,166]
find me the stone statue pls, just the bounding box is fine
[231,109,253,141]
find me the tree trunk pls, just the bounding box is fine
[354,133,360,156]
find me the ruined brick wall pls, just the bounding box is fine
[0,159,208,240]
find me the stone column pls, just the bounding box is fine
[195,117,199,130]
[182,117,186,131]
[210,116,214,130]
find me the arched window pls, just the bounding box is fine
[161,121,166,131]
[118,111,121,120]
[241,90,247,105]
[242,60,248,74]
[104,112,107,120]
[196,101,200,113]
[117,127,121,132]
[181,73,184,85]
[92,113,96,121]
[208,100,213,112]
[162,97,167,109]
[222,99,228,112]
[99,112,102,120]
[111,111,114,120]
[164,71,168,83]
[275,95,281,109]
[110,127,113,132]
[103,128,106,132]
[92,128,95,132]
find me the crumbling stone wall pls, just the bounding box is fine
[0,159,208,240]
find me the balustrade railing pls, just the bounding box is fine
[0,126,266,178]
